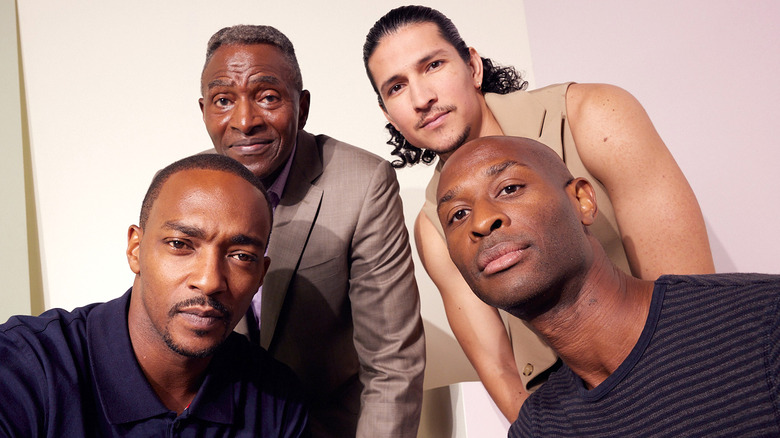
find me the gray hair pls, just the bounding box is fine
[203,24,303,91]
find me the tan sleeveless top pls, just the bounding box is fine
[421,83,630,389]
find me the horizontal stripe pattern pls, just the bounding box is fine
[511,274,780,437]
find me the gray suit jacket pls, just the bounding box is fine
[257,131,424,438]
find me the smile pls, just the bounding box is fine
[229,139,274,154]
[477,241,530,275]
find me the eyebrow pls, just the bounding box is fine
[378,48,448,95]
[164,221,205,239]
[436,160,525,211]
[485,160,523,176]
[163,221,265,248]
[206,75,281,91]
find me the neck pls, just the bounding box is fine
[528,238,655,389]
[128,288,212,414]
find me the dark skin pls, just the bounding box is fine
[199,43,310,187]
[126,169,271,413]
[438,136,654,389]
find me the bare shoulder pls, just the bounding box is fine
[564,83,665,183]
[566,83,645,125]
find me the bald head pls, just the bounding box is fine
[438,136,575,210]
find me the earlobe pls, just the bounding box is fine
[127,225,143,275]
[572,178,598,225]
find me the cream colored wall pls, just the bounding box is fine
[0,0,33,323]
[14,0,533,389]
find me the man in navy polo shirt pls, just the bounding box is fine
[0,154,309,436]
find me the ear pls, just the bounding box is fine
[198,97,205,115]
[297,89,311,130]
[570,178,598,226]
[127,225,143,275]
[258,256,272,286]
[467,47,484,90]
[381,104,400,131]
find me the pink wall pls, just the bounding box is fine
[524,0,780,273]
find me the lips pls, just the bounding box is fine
[477,241,530,275]
[228,138,274,154]
[177,306,229,330]
[418,110,449,129]
[172,298,230,330]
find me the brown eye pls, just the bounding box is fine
[230,252,257,262]
[451,209,469,223]
[167,240,189,250]
[500,184,524,195]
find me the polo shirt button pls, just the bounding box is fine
[522,363,534,376]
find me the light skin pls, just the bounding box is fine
[367,23,502,160]
[126,169,271,414]
[438,136,654,389]
[199,44,310,186]
[368,22,714,421]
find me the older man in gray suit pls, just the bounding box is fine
[197,25,425,438]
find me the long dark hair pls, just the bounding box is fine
[363,5,527,167]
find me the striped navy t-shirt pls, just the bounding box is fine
[511,273,780,437]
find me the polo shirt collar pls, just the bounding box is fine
[87,288,236,425]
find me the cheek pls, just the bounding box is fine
[205,115,229,139]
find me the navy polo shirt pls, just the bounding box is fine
[0,289,309,437]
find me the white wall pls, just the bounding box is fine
[14,0,779,395]
[15,0,533,389]
[0,0,32,321]
[524,0,780,274]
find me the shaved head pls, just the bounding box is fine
[438,136,577,214]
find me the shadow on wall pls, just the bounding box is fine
[421,319,478,389]
[706,218,737,273]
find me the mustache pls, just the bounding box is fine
[168,296,232,322]
[416,104,457,129]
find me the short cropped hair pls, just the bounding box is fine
[203,24,303,91]
[139,154,273,234]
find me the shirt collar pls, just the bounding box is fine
[266,142,297,210]
[87,289,235,425]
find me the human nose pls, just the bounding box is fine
[469,200,508,241]
[410,80,436,111]
[189,249,227,295]
[230,98,263,134]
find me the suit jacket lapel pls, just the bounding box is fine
[260,131,323,349]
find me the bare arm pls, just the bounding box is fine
[415,211,527,421]
[566,83,714,278]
